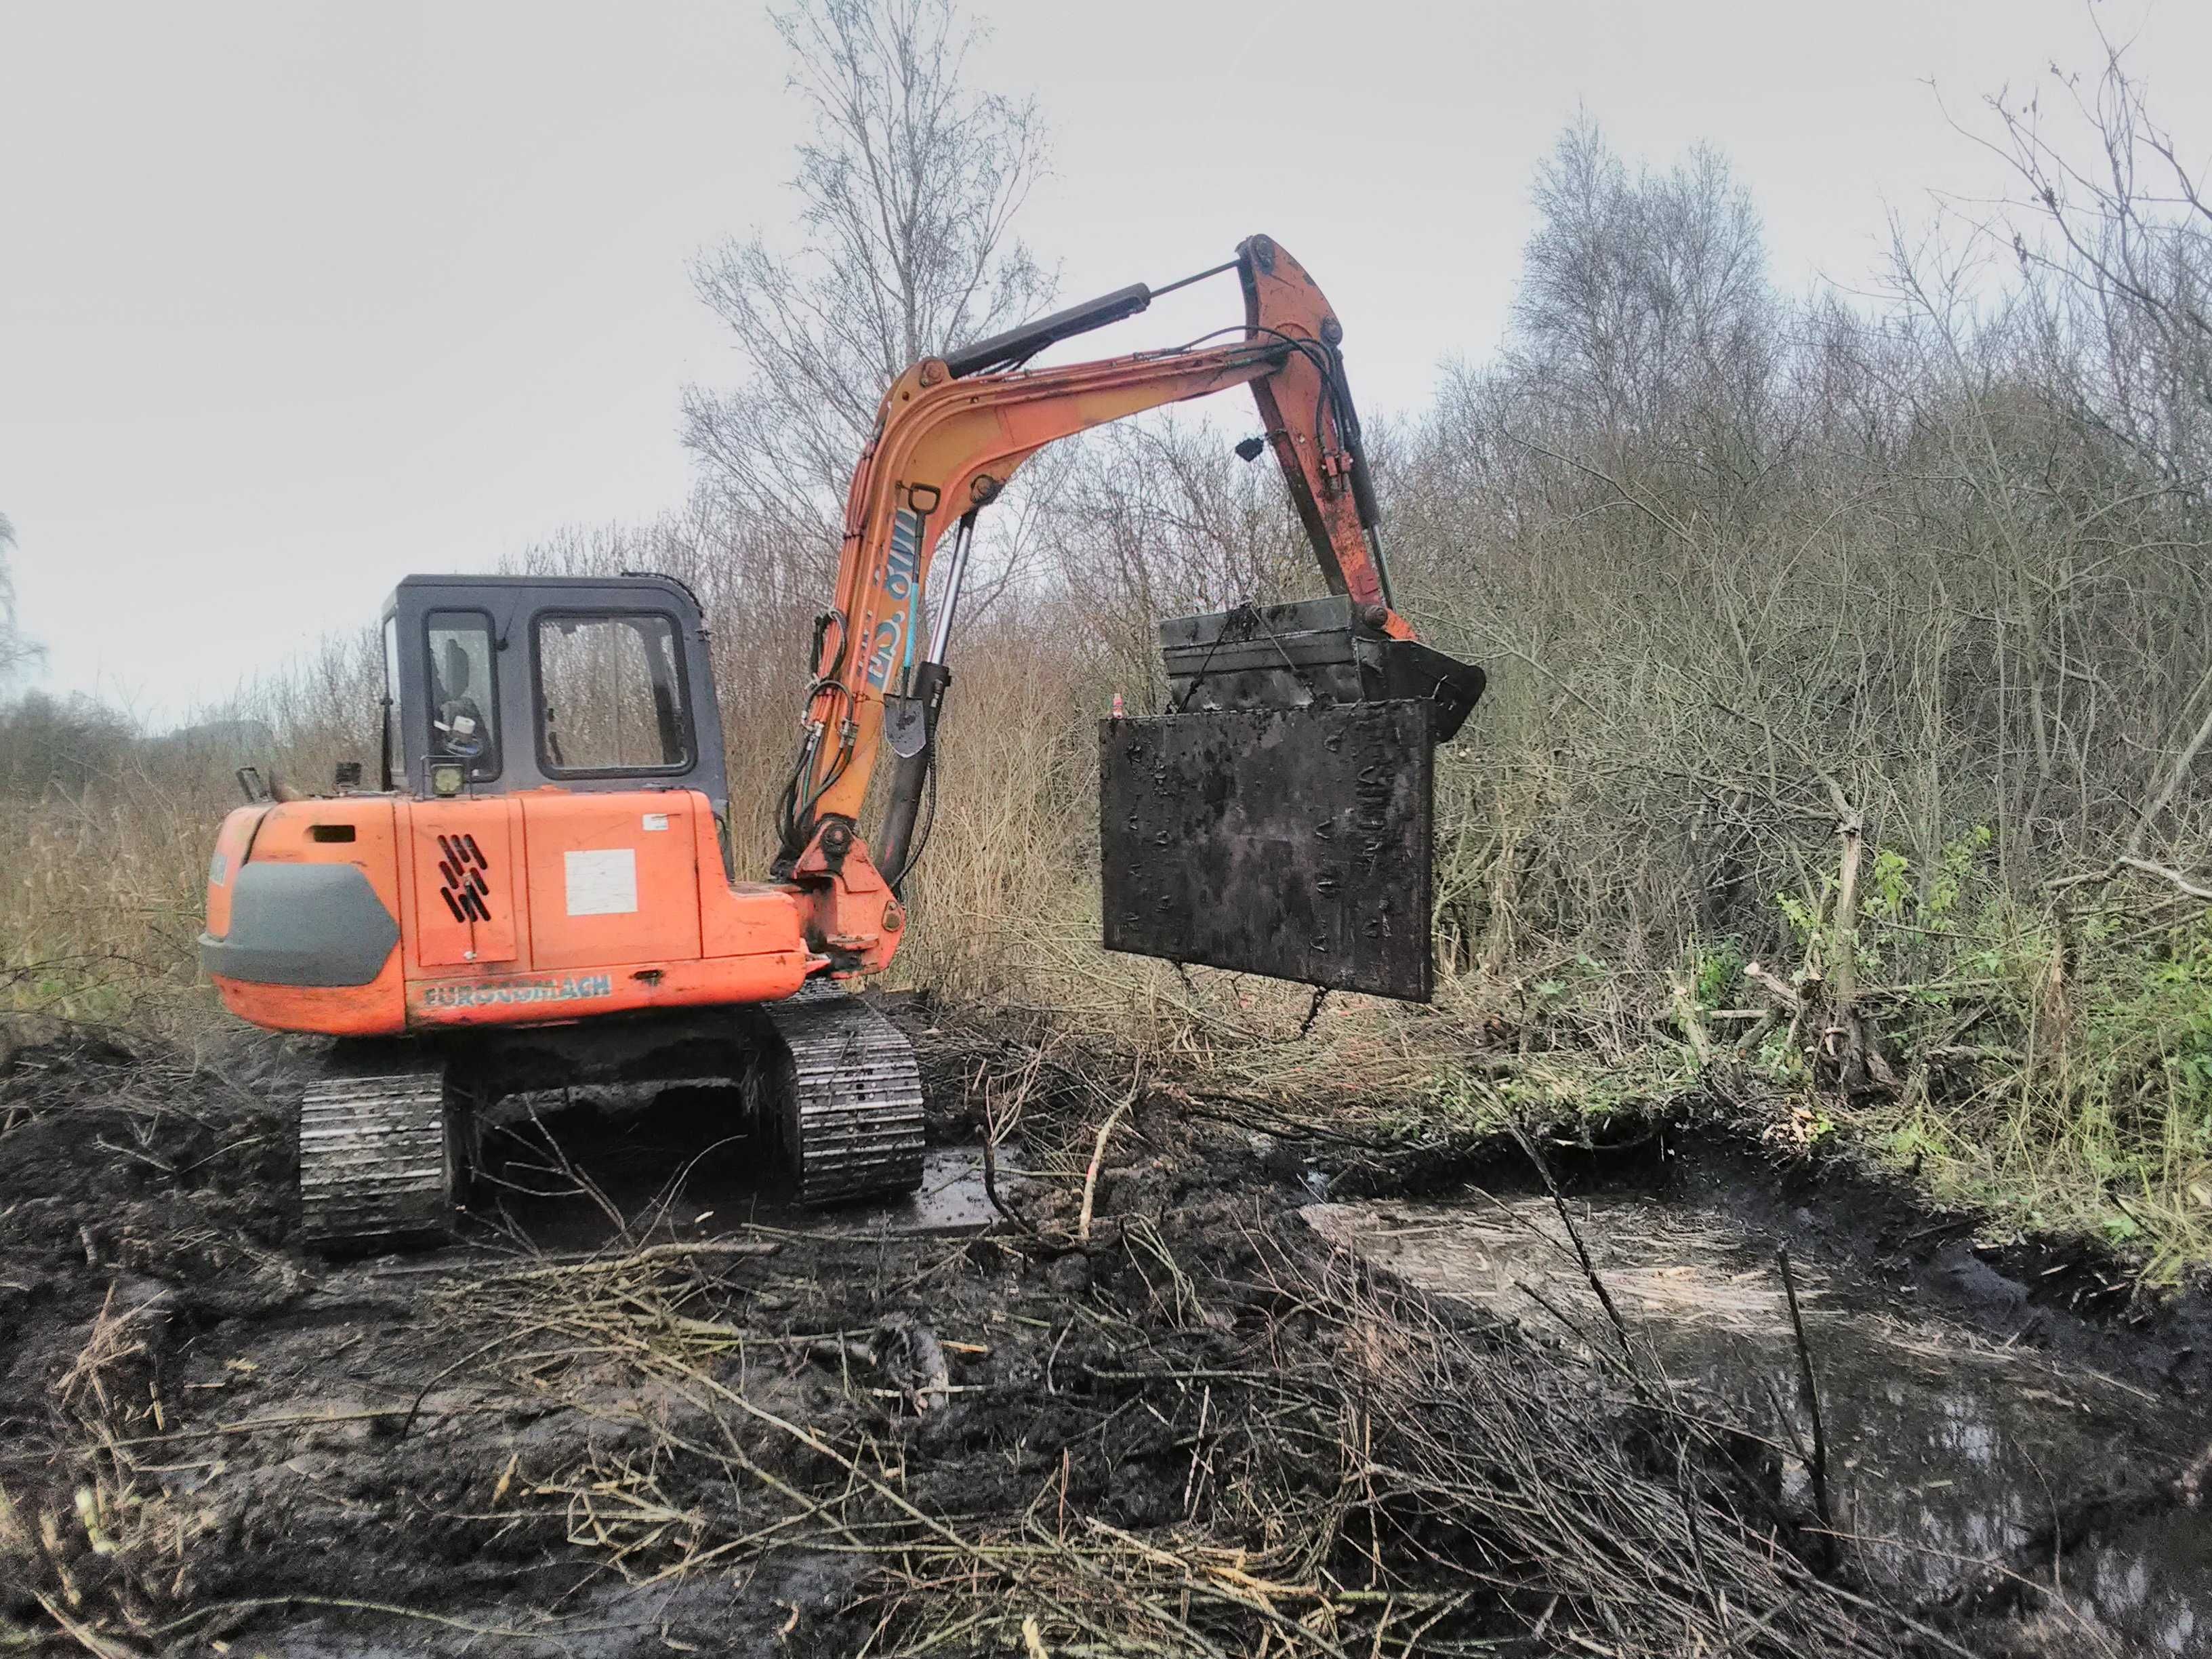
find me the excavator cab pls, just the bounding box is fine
[379,574,729,817]
[203,573,922,1249]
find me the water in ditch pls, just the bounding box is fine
[1303,1190,2210,1656]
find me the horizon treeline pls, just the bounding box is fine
[13,28,2203,962]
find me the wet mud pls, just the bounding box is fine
[2,1017,2206,1656]
[1304,1192,2211,1654]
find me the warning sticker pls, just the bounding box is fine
[565,848,638,916]
[642,813,669,832]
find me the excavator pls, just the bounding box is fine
[197,235,1485,1250]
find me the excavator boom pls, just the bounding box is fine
[776,234,1481,999]
[779,236,1421,863]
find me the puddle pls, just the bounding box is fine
[1305,1193,2211,1655]
[806,1145,1012,1237]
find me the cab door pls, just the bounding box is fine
[520,794,702,971]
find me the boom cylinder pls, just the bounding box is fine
[876,512,977,886]
[877,659,949,886]
[943,284,1153,378]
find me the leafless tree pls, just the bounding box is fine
[682,0,1052,556]
[1385,68,2212,998]
[1509,118,1782,478]
[0,510,43,689]
[1040,417,1310,696]
[1963,18,2212,493]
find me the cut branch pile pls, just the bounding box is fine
[453,1214,1960,1658]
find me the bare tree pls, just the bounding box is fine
[1952,21,2212,882]
[682,0,1052,556]
[1509,118,1780,468]
[1964,17,2211,492]
[1040,417,1310,696]
[0,511,43,689]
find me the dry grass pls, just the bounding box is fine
[7,724,2207,1277]
[1,781,222,1033]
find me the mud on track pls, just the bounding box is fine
[1,1011,2205,1657]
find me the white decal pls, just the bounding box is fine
[641,813,669,832]
[565,848,638,916]
[208,851,228,888]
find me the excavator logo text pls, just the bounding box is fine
[865,508,924,691]
[419,973,615,1011]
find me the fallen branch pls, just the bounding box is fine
[2116,855,2212,902]
[488,1240,781,1284]
[1778,1246,1835,1561]
[1078,1073,1142,1245]
[1743,961,1804,1014]
[35,1595,147,1659]
[2047,853,2212,903]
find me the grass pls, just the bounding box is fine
[0,779,224,1037]
[1646,858,2212,1282]
[1848,897,2212,1282]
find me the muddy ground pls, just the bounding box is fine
[1,1005,2206,1658]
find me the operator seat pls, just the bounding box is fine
[432,639,489,760]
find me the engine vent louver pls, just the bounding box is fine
[436,833,493,924]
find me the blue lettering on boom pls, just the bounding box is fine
[865,508,926,689]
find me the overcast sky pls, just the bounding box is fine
[3,0,2207,722]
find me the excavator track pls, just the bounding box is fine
[298,1058,457,1250]
[761,983,925,1206]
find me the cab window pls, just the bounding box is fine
[425,611,500,781]
[536,612,691,774]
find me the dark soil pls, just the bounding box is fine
[1,1010,2205,1657]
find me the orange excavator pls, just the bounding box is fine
[198,236,1483,1250]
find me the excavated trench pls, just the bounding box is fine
[1304,1187,2211,1654]
[1,1015,2206,1656]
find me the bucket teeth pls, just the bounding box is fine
[762,983,925,1206]
[298,1063,456,1250]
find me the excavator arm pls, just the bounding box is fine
[777,236,1412,886]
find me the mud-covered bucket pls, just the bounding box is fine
[1099,598,1483,1002]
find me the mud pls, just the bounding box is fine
[1,1016,2206,1657]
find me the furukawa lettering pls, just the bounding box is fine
[421,974,615,1010]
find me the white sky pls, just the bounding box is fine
[3,0,2207,721]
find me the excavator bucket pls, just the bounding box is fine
[1099,598,1484,1003]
